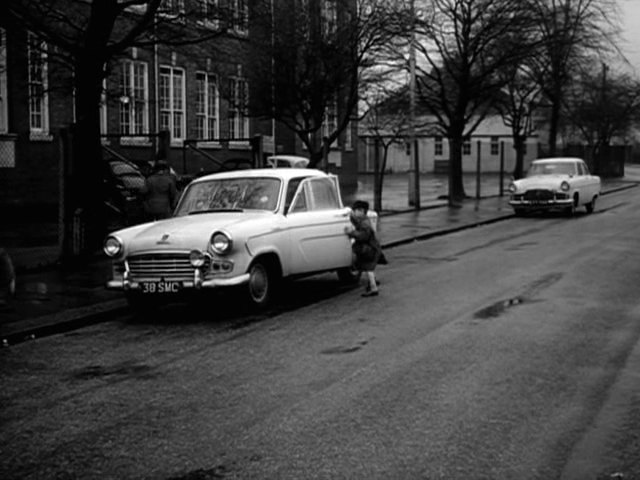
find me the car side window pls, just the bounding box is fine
[288,177,340,213]
[285,177,307,212]
[308,178,340,210]
[290,184,308,213]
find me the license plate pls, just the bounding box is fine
[140,281,181,293]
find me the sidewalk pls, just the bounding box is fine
[2,167,639,346]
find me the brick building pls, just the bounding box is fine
[0,0,359,261]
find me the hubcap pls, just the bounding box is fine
[249,264,268,303]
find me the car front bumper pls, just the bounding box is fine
[508,198,573,209]
[106,272,250,292]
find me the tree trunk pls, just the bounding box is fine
[306,131,324,169]
[512,136,526,179]
[71,56,108,255]
[373,138,381,213]
[547,91,561,157]
[448,135,466,205]
[377,144,389,213]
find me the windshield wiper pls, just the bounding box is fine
[188,208,244,215]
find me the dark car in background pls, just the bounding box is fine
[105,159,146,228]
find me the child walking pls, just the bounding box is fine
[345,200,382,297]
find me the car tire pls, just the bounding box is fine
[585,196,596,214]
[247,260,277,309]
[565,196,578,216]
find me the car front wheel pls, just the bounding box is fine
[565,196,578,216]
[585,196,596,214]
[247,260,276,309]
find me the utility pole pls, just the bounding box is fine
[408,0,420,208]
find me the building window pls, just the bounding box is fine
[160,0,185,16]
[100,78,107,136]
[199,0,218,25]
[159,66,185,141]
[344,120,352,150]
[0,28,7,134]
[434,136,443,156]
[28,32,49,136]
[462,139,471,155]
[231,0,248,34]
[196,72,219,140]
[228,67,248,139]
[323,99,337,147]
[491,136,499,155]
[321,0,337,36]
[119,60,149,135]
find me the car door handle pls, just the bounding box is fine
[335,212,349,218]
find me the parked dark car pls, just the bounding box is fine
[105,159,146,228]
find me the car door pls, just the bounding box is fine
[284,177,353,274]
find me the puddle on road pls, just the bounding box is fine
[167,466,228,480]
[321,338,371,355]
[473,272,564,320]
[474,297,524,319]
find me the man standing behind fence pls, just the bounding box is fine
[140,160,178,221]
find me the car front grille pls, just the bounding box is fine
[126,253,208,281]
[523,189,554,201]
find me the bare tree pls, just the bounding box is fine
[528,0,618,156]
[248,0,408,169]
[411,0,537,204]
[497,62,543,179]
[564,64,640,170]
[3,0,233,251]
[361,86,413,211]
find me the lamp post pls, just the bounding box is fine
[408,0,420,208]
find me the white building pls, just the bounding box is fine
[359,113,540,174]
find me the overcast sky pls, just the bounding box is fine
[619,0,640,74]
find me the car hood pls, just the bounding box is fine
[514,174,570,190]
[113,211,273,252]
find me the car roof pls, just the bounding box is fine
[267,155,310,161]
[191,167,328,183]
[532,157,584,164]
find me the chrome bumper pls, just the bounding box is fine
[509,199,573,209]
[106,273,251,291]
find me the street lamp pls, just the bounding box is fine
[408,0,420,208]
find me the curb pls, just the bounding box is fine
[381,213,515,249]
[1,298,129,347]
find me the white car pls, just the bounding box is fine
[508,157,601,215]
[103,168,375,310]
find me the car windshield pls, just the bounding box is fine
[527,162,576,177]
[175,177,281,215]
[119,174,145,190]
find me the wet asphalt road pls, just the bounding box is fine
[1,188,640,479]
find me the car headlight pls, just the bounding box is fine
[103,235,123,257]
[210,231,232,255]
[560,181,570,192]
[189,250,207,267]
[508,183,517,193]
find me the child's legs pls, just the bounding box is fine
[364,270,378,291]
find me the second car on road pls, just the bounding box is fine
[508,157,601,216]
